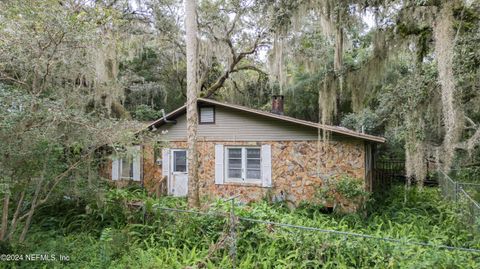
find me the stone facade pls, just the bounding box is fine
[129,139,366,206]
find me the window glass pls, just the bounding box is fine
[227,148,242,178]
[121,158,133,179]
[173,151,187,172]
[228,148,242,159]
[228,168,242,178]
[246,148,260,159]
[246,169,261,179]
[246,148,261,179]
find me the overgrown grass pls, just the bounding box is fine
[3,185,480,268]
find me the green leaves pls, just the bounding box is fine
[13,184,480,268]
[335,175,370,200]
[341,109,382,135]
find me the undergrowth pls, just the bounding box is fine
[2,185,480,268]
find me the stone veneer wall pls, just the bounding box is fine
[137,140,365,205]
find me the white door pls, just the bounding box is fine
[170,149,188,197]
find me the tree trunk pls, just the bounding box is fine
[185,0,200,208]
[6,191,25,240]
[0,193,9,241]
[19,151,49,243]
[19,178,43,243]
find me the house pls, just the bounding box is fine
[107,96,385,206]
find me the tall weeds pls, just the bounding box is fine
[7,185,480,268]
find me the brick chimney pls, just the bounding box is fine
[271,95,284,115]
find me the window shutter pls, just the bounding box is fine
[261,144,272,187]
[111,158,120,181]
[215,144,224,184]
[132,146,141,181]
[162,148,170,193]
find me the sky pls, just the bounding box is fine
[363,9,377,31]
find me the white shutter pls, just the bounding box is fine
[162,148,170,193]
[215,144,224,185]
[132,146,141,181]
[111,158,120,181]
[261,144,272,187]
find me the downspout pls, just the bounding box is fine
[141,145,145,189]
[160,109,177,124]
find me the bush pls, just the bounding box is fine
[314,175,370,213]
[132,105,161,121]
[335,175,369,199]
[341,109,382,135]
[13,185,480,268]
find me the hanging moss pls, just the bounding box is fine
[434,2,464,172]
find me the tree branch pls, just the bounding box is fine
[16,146,102,226]
[467,127,480,152]
[6,191,25,240]
[37,147,101,206]
[231,65,267,75]
[226,13,240,37]
[201,33,265,98]
[456,126,480,152]
[0,72,28,87]
[465,116,477,128]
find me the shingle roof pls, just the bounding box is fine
[147,98,385,143]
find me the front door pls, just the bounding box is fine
[170,149,188,197]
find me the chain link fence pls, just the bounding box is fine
[152,195,480,268]
[438,171,480,233]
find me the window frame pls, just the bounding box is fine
[199,105,215,124]
[172,149,188,173]
[224,146,262,184]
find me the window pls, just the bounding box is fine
[121,157,133,179]
[173,150,187,172]
[199,106,215,124]
[225,147,261,183]
[111,146,141,181]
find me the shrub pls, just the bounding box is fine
[335,175,369,199]
[13,185,480,268]
[314,175,370,213]
[133,105,161,121]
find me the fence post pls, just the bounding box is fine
[229,197,237,269]
[455,181,458,203]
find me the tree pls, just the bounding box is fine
[0,1,144,242]
[185,0,200,208]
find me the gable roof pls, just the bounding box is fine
[147,98,386,143]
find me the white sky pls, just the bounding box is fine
[362,9,377,31]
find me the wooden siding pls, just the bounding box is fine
[157,105,351,141]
